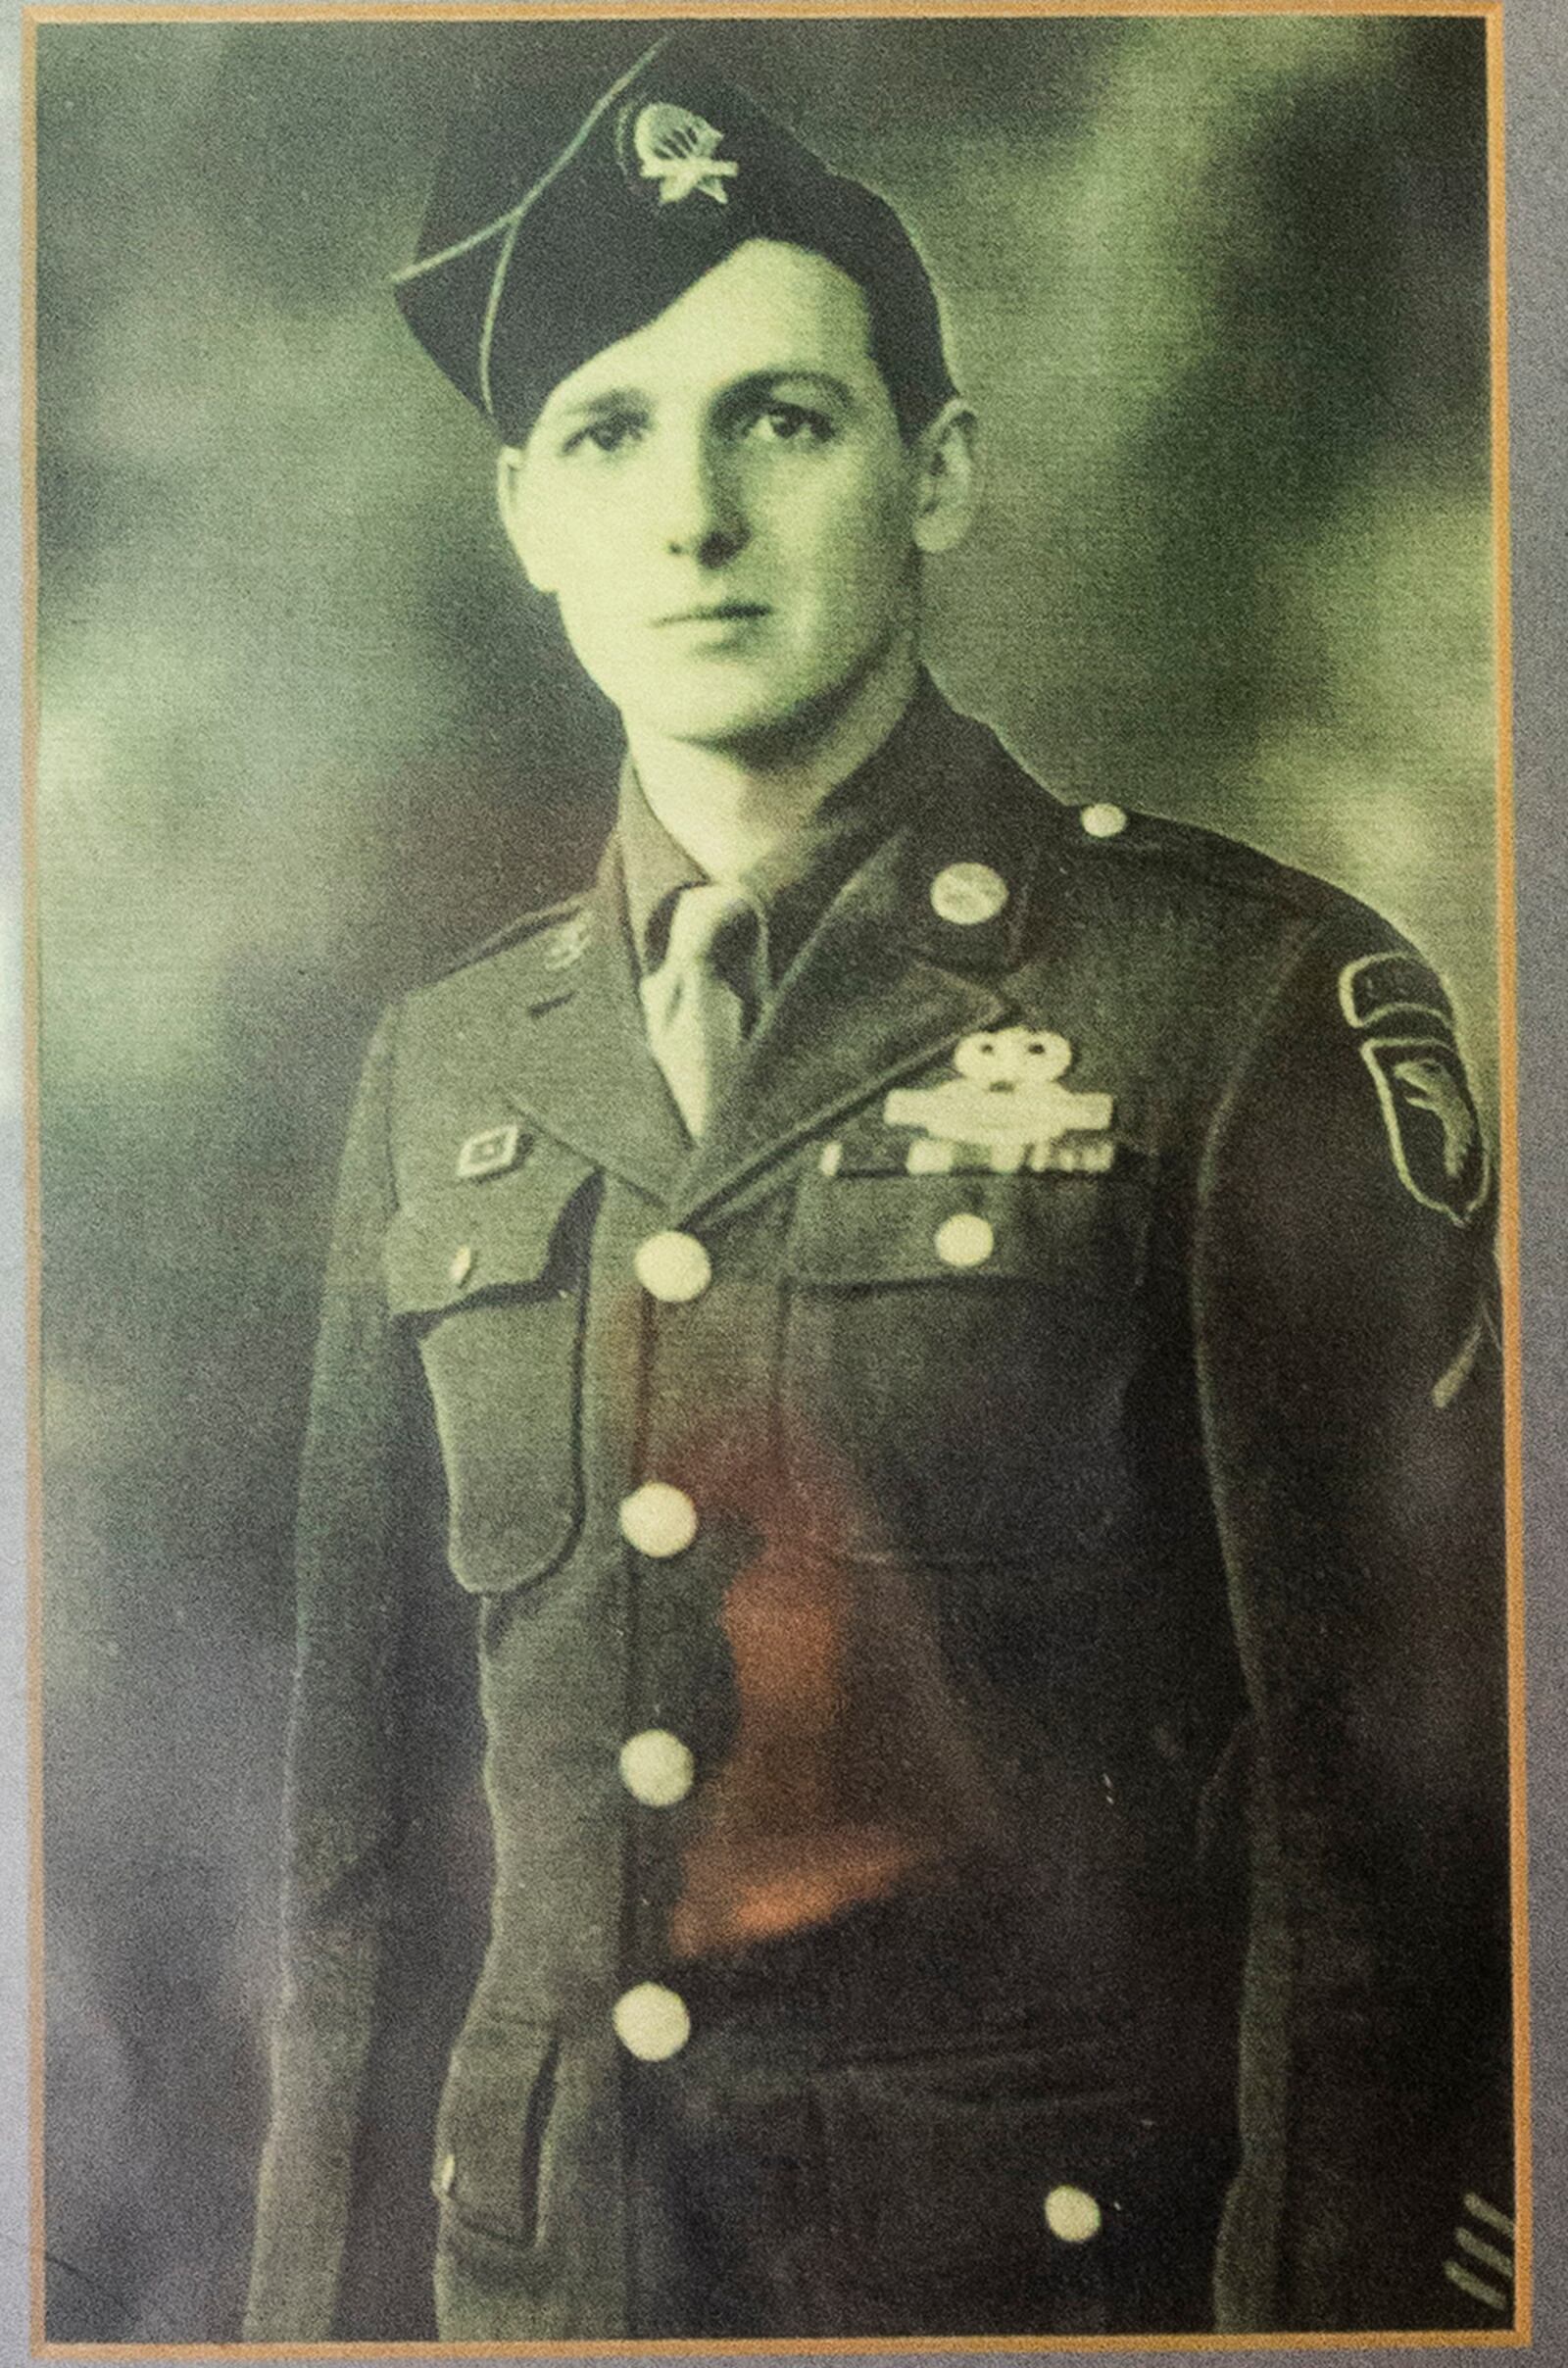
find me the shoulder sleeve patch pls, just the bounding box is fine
[1339,949,1454,1033]
[1360,1034,1490,1226]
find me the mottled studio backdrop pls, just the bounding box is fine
[34,13,1496,2343]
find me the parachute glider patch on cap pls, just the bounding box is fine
[629,103,739,206]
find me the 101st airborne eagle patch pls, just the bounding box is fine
[1340,952,1490,1227]
[884,1028,1116,1174]
[1360,1037,1490,1226]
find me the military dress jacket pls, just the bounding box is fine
[245,697,1513,2343]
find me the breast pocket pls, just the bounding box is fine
[384,1142,598,1594]
[780,1165,1155,1566]
[814,2047,1235,2336]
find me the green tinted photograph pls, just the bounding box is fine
[31,6,1520,2346]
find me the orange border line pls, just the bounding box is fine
[22,8,48,2360]
[25,2333,1533,2362]
[20,0,1524,2357]
[21,1,1503,24]
[1484,5,1534,2350]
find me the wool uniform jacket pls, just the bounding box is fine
[245,695,1513,2343]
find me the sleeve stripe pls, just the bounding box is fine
[1445,2260,1510,2313]
[1433,1315,1486,1409]
[1455,2226,1513,2280]
[1464,2191,1516,2238]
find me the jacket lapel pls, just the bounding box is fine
[481,704,1068,1220]
[671,744,1057,1225]
[494,846,689,1203]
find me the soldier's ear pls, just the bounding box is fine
[910,400,978,557]
[496,446,558,594]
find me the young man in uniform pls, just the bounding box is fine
[246,35,1515,2344]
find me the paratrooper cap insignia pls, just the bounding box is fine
[631,103,739,206]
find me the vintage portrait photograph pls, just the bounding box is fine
[25,1,1528,2351]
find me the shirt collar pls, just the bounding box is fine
[616,758,708,975]
[616,672,953,982]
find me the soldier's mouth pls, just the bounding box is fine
[655,602,770,626]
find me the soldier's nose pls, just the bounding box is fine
[662,439,748,565]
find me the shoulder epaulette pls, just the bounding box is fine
[1065,799,1389,935]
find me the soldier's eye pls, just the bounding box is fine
[753,402,833,445]
[564,413,644,457]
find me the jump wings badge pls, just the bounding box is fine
[885,1029,1116,1174]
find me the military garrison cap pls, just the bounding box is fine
[395,35,956,444]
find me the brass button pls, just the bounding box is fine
[448,1245,474,1288]
[612,1982,691,2061]
[929,861,1008,926]
[934,1212,995,1269]
[1080,802,1128,840]
[438,2150,458,2196]
[1044,2185,1102,2243]
[618,1482,699,1559]
[633,1231,711,1304]
[619,1729,696,1806]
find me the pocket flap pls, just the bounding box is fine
[818,2049,1233,2278]
[787,1168,1148,1290]
[386,1141,596,1316]
[432,2020,561,2248]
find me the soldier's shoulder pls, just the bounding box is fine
[444,891,595,980]
[1007,762,1449,1026]
[1057,792,1385,938]
[977,722,1366,937]
[1054,797,1478,1123]
[1048,786,1441,978]
[402,890,596,1011]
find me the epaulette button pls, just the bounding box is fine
[1080,802,1129,840]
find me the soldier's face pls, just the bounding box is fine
[499,240,972,750]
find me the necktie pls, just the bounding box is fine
[639,882,763,1138]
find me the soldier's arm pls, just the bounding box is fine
[1191,913,1515,2334]
[244,1011,422,2339]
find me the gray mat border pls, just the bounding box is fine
[3,3,1563,2364]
